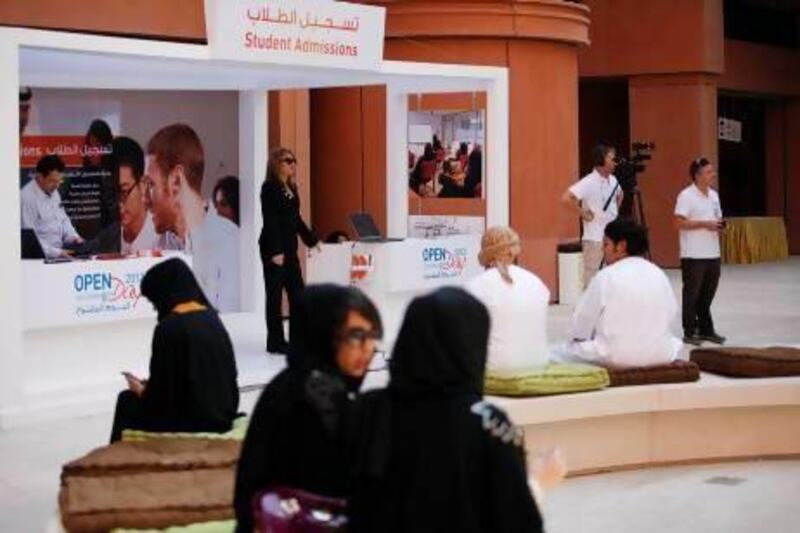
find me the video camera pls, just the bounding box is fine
[614,141,655,193]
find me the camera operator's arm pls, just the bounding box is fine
[561,189,594,222]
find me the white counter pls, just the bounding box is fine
[307,235,483,350]
[22,254,192,330]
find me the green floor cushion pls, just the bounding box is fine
[485,363,610,397]
[690,346,800,378]
[608,360,701,387]
[122,416,249,442]
[113,519,235,533]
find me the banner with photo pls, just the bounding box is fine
[18,88,242,314]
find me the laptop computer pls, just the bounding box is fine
[348,213,403,243]
[21,228,45,259]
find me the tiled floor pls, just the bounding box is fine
[1,257,799,532]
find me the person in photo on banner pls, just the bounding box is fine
[259,147,320,355]
[561,143,623,289]
[113,136,159,255]
[19,86,32,139]
[554,218,681,369]
[674,157,726,346]
[20,154,84,258]
[213,175,240,227]
[110,258,239,443]
[144,123,241,312]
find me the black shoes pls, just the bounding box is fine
[683,332,726,346]
[682,334,703,346]
[698,332,726,345]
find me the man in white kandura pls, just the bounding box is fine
[556,218,681,369]
[467,226,550,373]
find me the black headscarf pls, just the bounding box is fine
[389,287,490,398]
[288,284,382,392]
[140,258,211,322]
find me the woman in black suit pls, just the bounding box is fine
[259,147,319,354]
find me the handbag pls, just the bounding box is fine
[253,487,348,533]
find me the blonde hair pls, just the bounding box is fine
[478,226,521,284]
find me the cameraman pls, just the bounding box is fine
[674,157,726,346]
[561,144,623,288]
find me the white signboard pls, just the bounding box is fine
[204,0,386,70]
[22,254,191,330]
[718,117,742,143]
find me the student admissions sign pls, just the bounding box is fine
[205,0,386,70]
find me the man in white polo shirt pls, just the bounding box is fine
[562,144,623,288]
[674,157,726,346]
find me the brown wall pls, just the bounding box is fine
[629,74,718,267]
[719,40,800,96]
[0,0,205,41]
[578,0,724,78]
[309,86,387,241]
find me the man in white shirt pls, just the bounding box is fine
[556,218,681,369]
[467,226,550,374]
[144,124,240,312]
[674,157,726,346]
[114,136,159,255]
[20,155,84,258]
[561,144,623,289]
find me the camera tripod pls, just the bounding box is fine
[620,185,651,260]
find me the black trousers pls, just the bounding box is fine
[262,252,304,350]
[110,390,147,443]
[681,258,721,336]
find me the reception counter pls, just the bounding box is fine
[22,253,190,330]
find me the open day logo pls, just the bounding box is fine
[72,272,143,316]
[421,247,468,280]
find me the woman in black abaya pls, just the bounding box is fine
[349,287,544,533]
[234,284,382,533]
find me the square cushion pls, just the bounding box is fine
[485,363,610,397]
[60,439,240,532]
[607,360,700,387]
[122,416,249,442]
[690,346,800,378]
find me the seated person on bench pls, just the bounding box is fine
[467,226,550,373]
[109,258,239,442]
[556,218,681,369]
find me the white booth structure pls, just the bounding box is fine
[0,13,509,427]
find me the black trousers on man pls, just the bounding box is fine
[681,258,721,337]
[262,252,304,351]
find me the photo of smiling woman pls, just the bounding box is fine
[259,147,320,355]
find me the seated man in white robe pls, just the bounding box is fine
[557,218,681,369]
[467,226,550,374]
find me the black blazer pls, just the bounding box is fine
[259,180,318,259]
